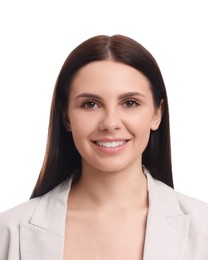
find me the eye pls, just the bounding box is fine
[82,101,99,109]
[123,99,139,108]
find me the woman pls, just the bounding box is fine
[0,35,208,260]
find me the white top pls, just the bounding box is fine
[0,171,208,260]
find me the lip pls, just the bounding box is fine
[91,138,130,154]
[91,138,130,142]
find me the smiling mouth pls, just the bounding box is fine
[93,140,129,148]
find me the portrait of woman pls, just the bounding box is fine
[0,34,208,260]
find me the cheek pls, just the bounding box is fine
[69,118,89,158]
[133,123,151,143]
[69,112,97,139]
[128,112,153,133]
[127,115,153,149]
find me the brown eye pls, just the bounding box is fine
[82,101,99,109]
[123,100,139,108]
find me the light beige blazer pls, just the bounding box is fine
[0,172,208,260]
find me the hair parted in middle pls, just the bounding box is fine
[31,34,173,198]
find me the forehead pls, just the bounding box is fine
[70,60,152,95]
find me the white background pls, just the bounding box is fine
[0,0,207,212]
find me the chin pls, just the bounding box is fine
[91,162,131,174]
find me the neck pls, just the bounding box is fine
[69,162,148,212]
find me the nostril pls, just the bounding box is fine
[99,119,122,132]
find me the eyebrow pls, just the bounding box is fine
[75,92,146,100]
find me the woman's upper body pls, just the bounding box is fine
[0,170,208,260]
[1,35,207,259]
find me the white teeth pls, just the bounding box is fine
[96,141,126,148]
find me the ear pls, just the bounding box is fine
[60,102,71,132]
[64,115,71,132]
[151,100,164,131]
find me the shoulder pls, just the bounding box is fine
[175,191,208,228]
[147,171,208,217]
[175,192,208,257]
[159,178,208,241]
[176,191,208,214]
[0,179,71,259]
[0,198,41,260]
[147,170,208,228]
[0,197,41,229]
[0,177,72,231]
[151,175,208,252]
[159,178,208,219]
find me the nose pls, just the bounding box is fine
[99,109,122,132]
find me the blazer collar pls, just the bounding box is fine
[20,178,72,260]
[143,170,190,260]
[20,172,190,260]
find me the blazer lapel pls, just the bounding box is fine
[19,171,191,260]
[19,178,72,260]
[143,171,190,260]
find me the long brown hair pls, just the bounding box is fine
[31,34,173,198]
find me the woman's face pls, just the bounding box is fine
[66,60,162,173]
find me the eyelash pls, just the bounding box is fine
[81,101,100,109]
[81,99,140,109]
[123,99,139,108]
